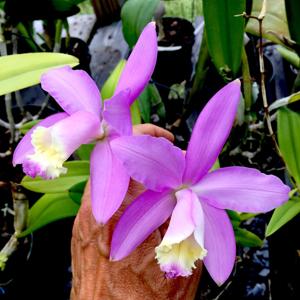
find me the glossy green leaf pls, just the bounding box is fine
[21,161,90,193]
[203,0,246,78]
[69,180,87,205]
[101,60,126,100]
[285,0,300,45]
[19,119,40,135]
[121,0,159,48]
[266,197,300,236]
[0,53,79,96]
[246,0,290,45]
[75,144,95,160]
[18,192,79,237]
[278,107,300,185]
[235,227,263,247]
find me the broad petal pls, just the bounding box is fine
[41,66,102,117]
[192,167,290,213]
[202,202,236,286]
[111,135,185,191]
[22,111,100,179]
[114,22,157,105]
[13,112,68,166]
[183,80,241,184]
[90,141,130,224]
[110,189,175,261]
[103,89,132,137]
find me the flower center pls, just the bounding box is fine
[155,235,207,278]
[24,126,67,179]
[96,121,109,141]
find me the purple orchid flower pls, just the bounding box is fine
[109,80,290,285]
[12,22,157,224]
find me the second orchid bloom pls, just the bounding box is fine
[109,79,290,285]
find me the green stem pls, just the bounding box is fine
[53,19,63,52]
[241,46,252,111]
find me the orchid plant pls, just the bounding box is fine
[12,22,157,224]
[109,80,290,285]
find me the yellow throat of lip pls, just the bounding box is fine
[155,234,207,277]
[28,126,67,178]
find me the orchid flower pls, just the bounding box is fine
[109,80,290,285]
[13,22,157,224]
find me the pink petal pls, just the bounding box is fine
[110,189,175,261]
[90,141,130,224]
[111,135,185,191]
[183,80,241,184]
[163,189,202,245]
[192,167,290,213]
[49,111,100,156]
[103,89,132,137]
[41,66,102,117]
[202,202,236,286]
[114,22,157,105]
[13,112,68,166]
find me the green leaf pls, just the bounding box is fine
[285,0,300,45]
[21,161,90,193]
[101,60,126,100]
[266,196,300,236]
[164,0,203,21]
[69,181,87,205]
[277,45,300,68]
[121,0,160,48]
[101,59,141,124]
[277,107,300,185]
[75,144,95,160]
[269,91,300,111]
[246,0,290,45]
[227,210,242,223]
[138,85,152,123]
[235,227,263,247]
[19,119,41,135]
[203,0,246,78]
[130,100,141,125]
[138,83,163,123]
[18,192,79,237]
[0,53,79,96]
[239,213,257,221]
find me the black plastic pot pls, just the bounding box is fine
[153,17,195,86]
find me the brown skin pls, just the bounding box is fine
[71,124,203,300]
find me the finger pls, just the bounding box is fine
[133,124,174,142]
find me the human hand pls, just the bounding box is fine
[71,124,202,300]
